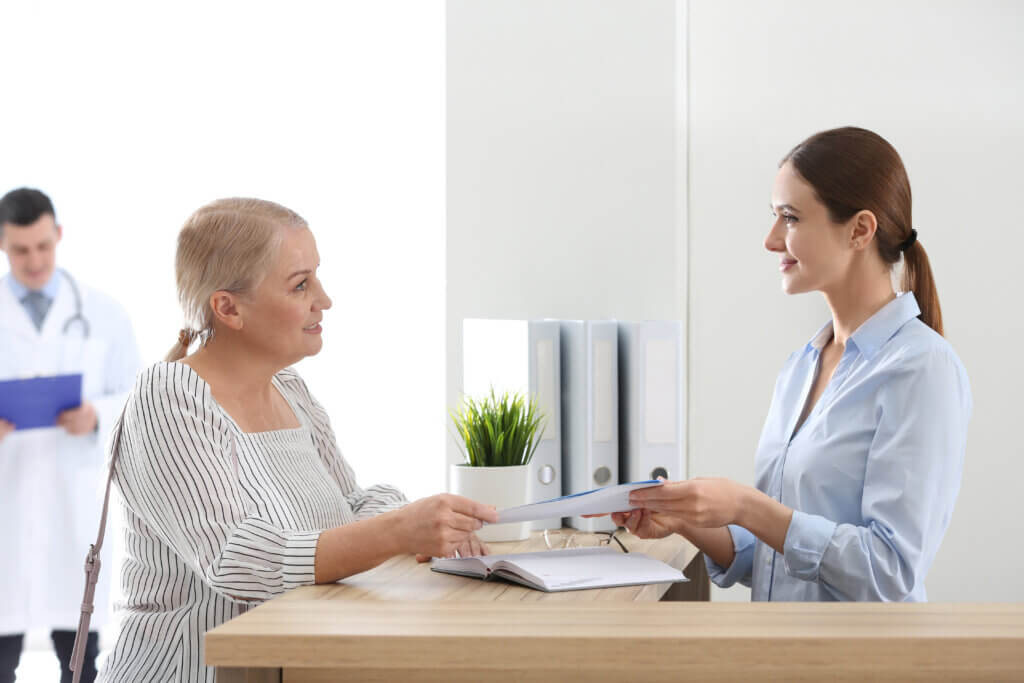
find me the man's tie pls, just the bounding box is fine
[22,290,52,331]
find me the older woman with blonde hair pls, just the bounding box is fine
[95,199,495,682]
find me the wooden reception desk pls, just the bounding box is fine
[206,532,1024,682]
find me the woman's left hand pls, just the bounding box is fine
[629,478,749,529]
[415,532,489,563]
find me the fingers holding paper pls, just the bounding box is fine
[399,493,497,561]
[628,477,746,529]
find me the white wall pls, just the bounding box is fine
[446,0,684,470]
[449,0,1024,602]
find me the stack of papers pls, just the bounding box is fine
[494,480,663,524]
[431,547,686,592]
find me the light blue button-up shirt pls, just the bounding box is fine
[707,293,971,601]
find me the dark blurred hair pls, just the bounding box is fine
[781,127,942,336]
[0,187,57,239]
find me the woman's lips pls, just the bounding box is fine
[780,258,797,272]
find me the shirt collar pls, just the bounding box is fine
[7,270,62,301]
[804,292,922,360]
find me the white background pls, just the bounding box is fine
[0,0,445,497]
[0,1,444,676]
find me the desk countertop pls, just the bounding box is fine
[206,532,1024,682]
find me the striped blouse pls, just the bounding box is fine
[98,362,408,683]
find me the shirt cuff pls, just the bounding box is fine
[282,529,321,590]
[705,524,756,588]
[782,510,837,582]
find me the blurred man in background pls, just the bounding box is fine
[0,188,141,683]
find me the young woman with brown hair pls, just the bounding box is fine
[616,127,971,601]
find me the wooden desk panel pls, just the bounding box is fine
[205,533,1021,681]
[211,601,1024,682]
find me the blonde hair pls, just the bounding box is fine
[165,198,308,362]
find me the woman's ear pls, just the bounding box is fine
[849,210,878,251]
[209,291,244,331]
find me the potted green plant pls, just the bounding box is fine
[450,388,546,542]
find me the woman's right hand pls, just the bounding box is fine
[611,508,681,540]
[394,494,497,559]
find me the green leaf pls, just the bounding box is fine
[449,385,547,467]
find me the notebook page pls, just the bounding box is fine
[496,547,685,591]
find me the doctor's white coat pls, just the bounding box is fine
[0,272,141,635]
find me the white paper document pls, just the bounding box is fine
[494,480,663,524]
[431,546,687,592]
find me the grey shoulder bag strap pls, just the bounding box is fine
[70,405,127,683]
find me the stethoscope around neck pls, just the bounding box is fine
[59,268,90,339]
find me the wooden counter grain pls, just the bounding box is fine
[206,532,1023,681]
[209,602,1024,682]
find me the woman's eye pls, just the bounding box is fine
[783,214,798,224]
[295,279,307,291]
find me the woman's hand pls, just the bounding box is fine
[395,494,497,561]
[610,508,681,539]
[415,532,489,563]
[629,478,749,529]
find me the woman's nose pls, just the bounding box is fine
[764,219,785,253]
[315,281,333,311]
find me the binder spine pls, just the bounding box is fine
[618,321,685,484]
[528,321,562,530]
[563,321,618,533]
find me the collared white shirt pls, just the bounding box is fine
[707,293,971,601]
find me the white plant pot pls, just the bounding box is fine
[449,464,531,542]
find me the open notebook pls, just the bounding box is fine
[431,547,687,592]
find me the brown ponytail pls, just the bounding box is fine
[901,240,943,336]
[781,127,944,336]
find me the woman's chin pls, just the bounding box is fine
[306,336,325,355]
[284,336,324,364]
[781,279,812,296]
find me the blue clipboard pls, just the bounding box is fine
[0,374,83,430]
